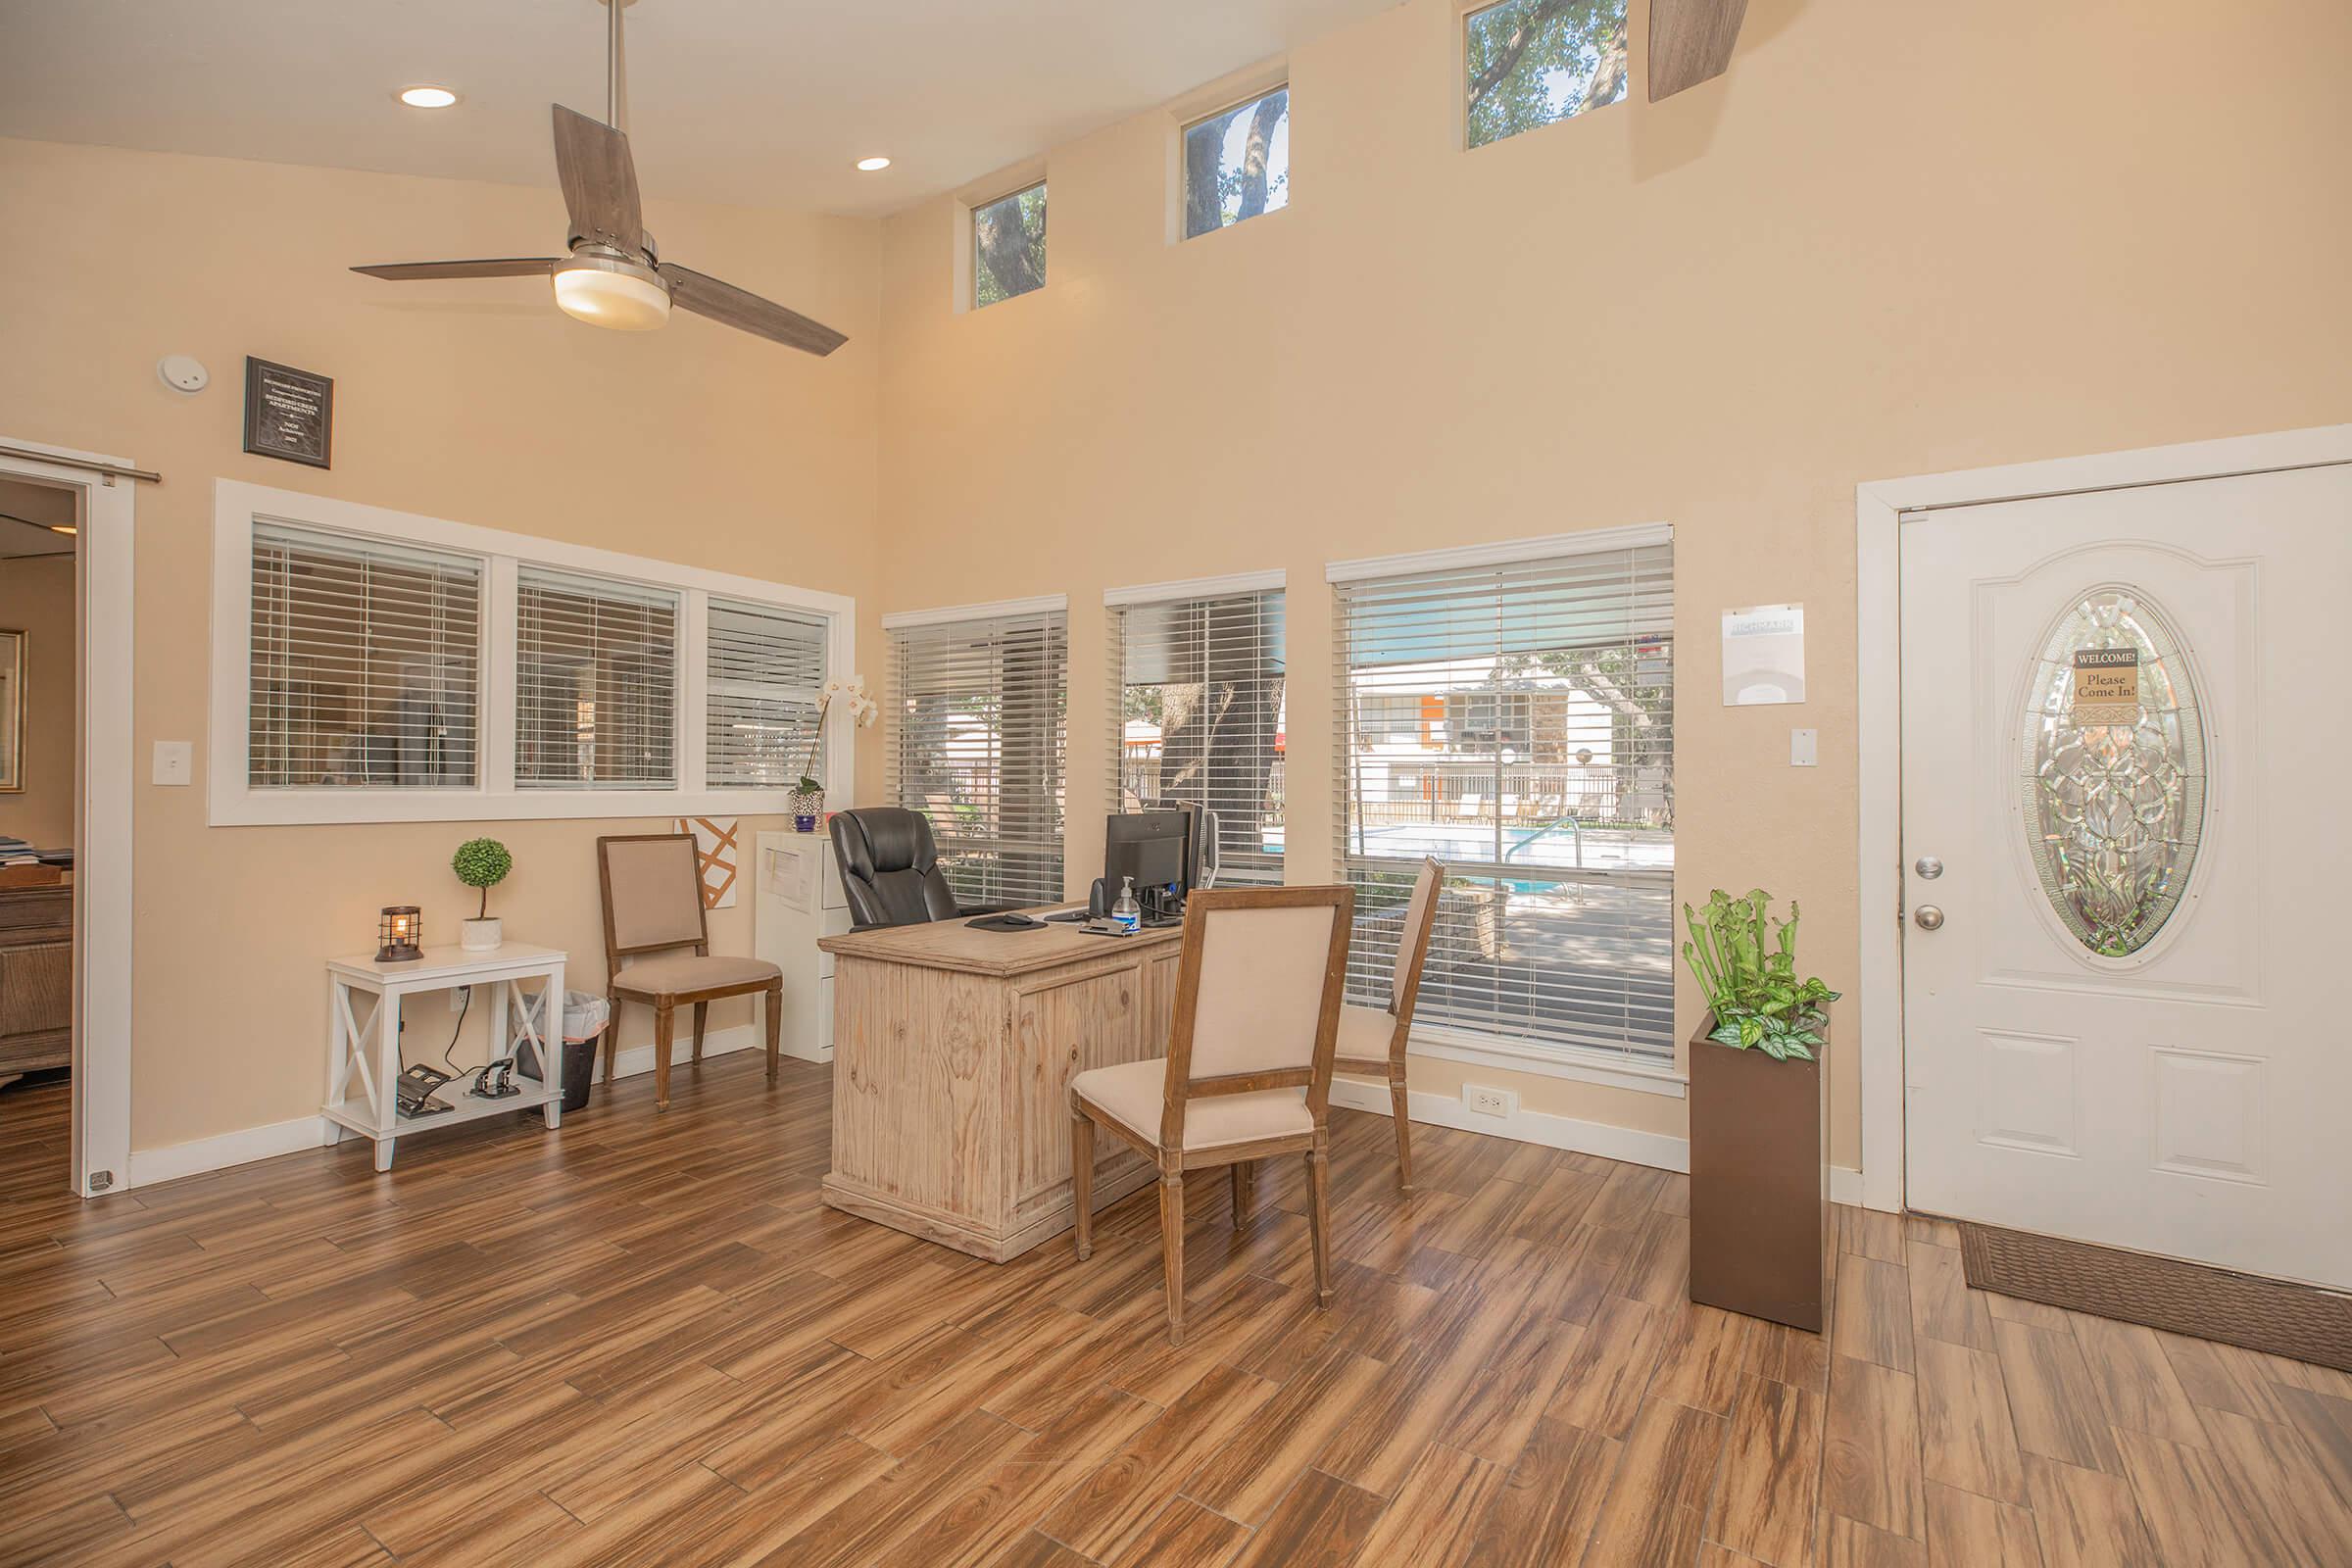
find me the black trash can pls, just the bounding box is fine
[516,1029,601,1117]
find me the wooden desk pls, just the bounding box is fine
[818,915,1186,1261]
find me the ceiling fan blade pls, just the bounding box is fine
[1647,0,1749,100]
[351,259,561,281]
[551,103,645,251]
[657,263,847,357]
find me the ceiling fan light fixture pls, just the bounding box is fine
[552,251,671,331]
[398,85,461,109]
[856,156,892,172]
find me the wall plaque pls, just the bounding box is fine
[242,357,333,468]
[1722,603,1805,706]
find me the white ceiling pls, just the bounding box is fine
[0,0,1394,218]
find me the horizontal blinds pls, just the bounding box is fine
[889,609,1067,909]
[708,598,827,789]
[248,522,481,788]
[1334,542,1676,1061]
[1110,589,1286,886]
[514,566,679,789]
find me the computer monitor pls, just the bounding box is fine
[1103,809,1188,921]
[1145,798,1219,894]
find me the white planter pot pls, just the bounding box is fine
[460,917,503,952]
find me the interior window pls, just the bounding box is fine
[971,181,1048,308]
[1464,0,1630,150]
[1335,539,1675,1062]
[888,608,1068,907]
[1110,588,1287,884]
[1181,86,1291,239]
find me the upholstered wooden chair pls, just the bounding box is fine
[1333,856,1445,1192]
[1069,885,1354,1346]
[597,833,781,1111]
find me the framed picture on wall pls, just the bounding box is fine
[0,629,23,792]
[242,357,334,468]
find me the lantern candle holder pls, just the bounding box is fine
[376,906,423,963]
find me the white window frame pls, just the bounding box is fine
[1328,523,1682,1098]
[881,593,1069,906]
[1104,567,1288,880]
[209,480,856,825]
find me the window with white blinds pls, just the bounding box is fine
[514,567,679,790]
[888,608,1068,909]
[247,522,482,788]
[1108,588,1286,886]
[708,598,828,789]
[1333,534,1675,1062]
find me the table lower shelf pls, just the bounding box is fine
[325,1077,559,1141]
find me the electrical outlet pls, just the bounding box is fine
[450,985,470,1013]
[1463,1083,1516,1118]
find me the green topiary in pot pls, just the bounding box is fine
[1681,888,1839,1060]
[453,837,514,950]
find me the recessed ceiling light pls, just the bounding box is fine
[399,85,461,110]
[856,156,892,172]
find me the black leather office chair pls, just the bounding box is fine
[829,807,961,930]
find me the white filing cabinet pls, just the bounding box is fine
[754,830,852,1063]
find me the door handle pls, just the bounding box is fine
[1914,905,1945,931]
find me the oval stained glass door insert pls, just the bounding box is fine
[2021,589,2207,957]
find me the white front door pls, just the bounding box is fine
[1900,463,2351,1290]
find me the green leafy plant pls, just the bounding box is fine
[1681,888,1839,1061]
[451,837,513,920]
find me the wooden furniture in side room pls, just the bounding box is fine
[597,833,782,1110]
[1332,856,1444,1192]
[1688,1012,1829,1331]
[0,882,72,1086]
[323,943,566,1171]
[817,912,1187,1261]
[1070,885,1355,1346]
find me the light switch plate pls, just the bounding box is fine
[153,740,194,785]
[1789,728,1818,767]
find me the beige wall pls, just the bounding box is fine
[5,0,2348,1170]
[871,0,2352,1165]
[0,136,886,1152]
[0,554,76,851]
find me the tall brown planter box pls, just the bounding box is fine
[1689,1013,1828,1332]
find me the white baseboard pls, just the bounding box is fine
[125,1113,337,1189]
[123,1024,768,1191]
[1330,1080,1876,1208]
[601,1022,761,1081]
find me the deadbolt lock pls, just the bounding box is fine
[1915,857,1944,880]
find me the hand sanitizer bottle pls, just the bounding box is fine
[1112,875,1142,935]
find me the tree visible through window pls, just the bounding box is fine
[972,181,1047,308]
[1183,87,1290,239]
[1465,0,1629,150]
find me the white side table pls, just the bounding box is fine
[324,943,568,1172]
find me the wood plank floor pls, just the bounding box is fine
[4,1056,2349,1567]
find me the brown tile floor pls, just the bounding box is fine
[2,1054,2347,1566]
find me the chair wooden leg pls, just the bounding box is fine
[763,983,781,1080]
[1070,1108,1095,1260]
[1391,1079,1414,1194]
[1158,1170,1186,1347]
[601,995,621,1096]
[691,1001,709,1062]
[1306,1142,1334,1309]
[653,1002,674,1111]
[1229,1160,1255,1232]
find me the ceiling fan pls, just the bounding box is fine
[351,0,845,356]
